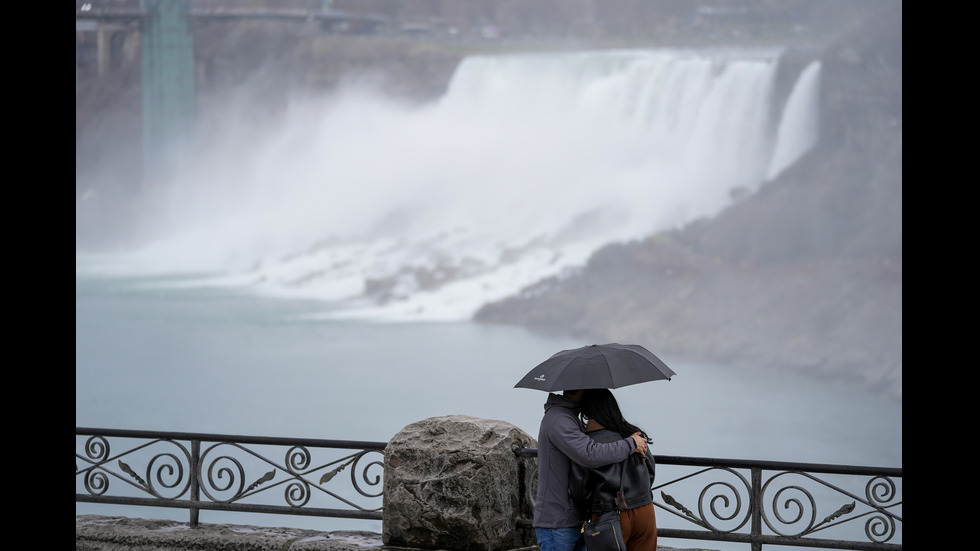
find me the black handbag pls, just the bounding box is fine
[581,508,626,551]
[580,460,627,551]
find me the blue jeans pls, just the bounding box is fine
[535,527,585,551]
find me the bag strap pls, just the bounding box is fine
[612,456,628,512]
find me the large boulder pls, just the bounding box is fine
[382,415,537,550]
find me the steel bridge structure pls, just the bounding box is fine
[75,1,386,187]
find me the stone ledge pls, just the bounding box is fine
[76,515,386,551]
[76,515,717,551]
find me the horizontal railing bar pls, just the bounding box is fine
[76,494,383,520]
[515,523,901,550]
[515,448,902,477]
[659,528,901,551]
[75,427,387,451]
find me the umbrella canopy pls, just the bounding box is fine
[514,343,675,392]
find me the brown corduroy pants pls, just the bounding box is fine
[619,502,658,550]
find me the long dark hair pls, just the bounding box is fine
[578,388,648,441]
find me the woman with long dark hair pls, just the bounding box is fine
[570,388,658,550]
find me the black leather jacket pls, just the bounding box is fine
[568,427,656,514]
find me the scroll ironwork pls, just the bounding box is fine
[78,428,902,550]
[514,449,902,551]
[76,427,386,526]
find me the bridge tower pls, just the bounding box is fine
[140,0,195,188]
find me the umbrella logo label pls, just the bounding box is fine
[534,374,547,381]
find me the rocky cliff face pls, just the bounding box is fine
[474,4,902,398]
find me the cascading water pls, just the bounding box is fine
[766,60,821,180]
[77,48,821,321]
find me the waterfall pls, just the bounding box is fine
[77,48,821,322]
[766,60,822,180]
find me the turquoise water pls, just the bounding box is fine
[75,272,901,546]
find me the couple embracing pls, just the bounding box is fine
[533,388,658,551]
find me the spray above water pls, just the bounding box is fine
[77,48,820,322]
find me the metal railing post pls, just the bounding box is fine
[751,466,762,551]
[190,439,200,527]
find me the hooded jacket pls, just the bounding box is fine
[533,393,637,528]
[568,426,656,514]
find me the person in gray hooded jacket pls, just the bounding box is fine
[533,389,649,551]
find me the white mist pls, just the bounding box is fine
[81,48,820,321]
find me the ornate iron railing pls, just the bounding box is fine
[517,449,902,551]
[75,427,386,526]
[77,428,901,550]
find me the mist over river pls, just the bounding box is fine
[85,48,819,321]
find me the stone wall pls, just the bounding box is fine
[75,514,710,550]
[75,515,389,551]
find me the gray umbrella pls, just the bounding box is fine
[514,343,675,392]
